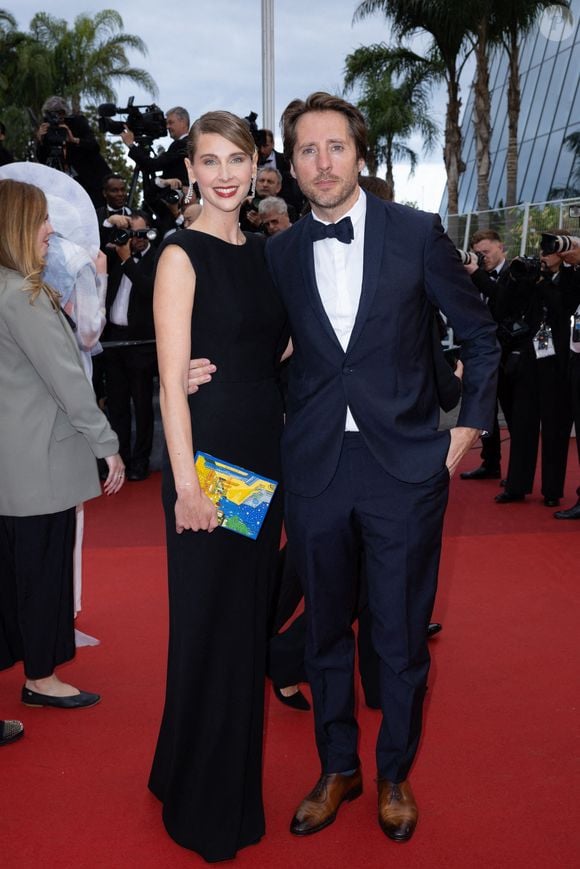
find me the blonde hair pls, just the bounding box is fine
[0,179,59,306]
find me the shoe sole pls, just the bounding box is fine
[22,697,101,709]
[379,819,416,842]
[290,784,363,836]
[0,729,24,746]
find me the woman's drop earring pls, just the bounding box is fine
[184,180,194,204]
[250,175,256,198]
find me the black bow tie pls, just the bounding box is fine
[310,215,354,244]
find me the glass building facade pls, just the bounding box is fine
[442,0,579,215]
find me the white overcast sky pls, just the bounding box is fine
[10,0,448,210]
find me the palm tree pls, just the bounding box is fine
[353,1,475,216]
[492,1,571,206]
[344,44,438,198]
[29,9,158,114]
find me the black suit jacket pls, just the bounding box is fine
[104,247,156,341]
[470,260,510,322]
[128,137,189,186]
[265,192,500,496]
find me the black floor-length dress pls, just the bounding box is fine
[148,230,287,862]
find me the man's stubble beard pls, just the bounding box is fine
[300,174,360,215]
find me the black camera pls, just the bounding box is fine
[456,249,485,268]
[243,111,260,146]
[97,97,167,143]
[111,227,158,246]
[42,111,68,148]
[157,187,183,205]
[540,232,580,255]
[507,256,543,282]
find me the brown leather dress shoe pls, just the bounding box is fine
[378,778,418,842]
[290,769,362,835]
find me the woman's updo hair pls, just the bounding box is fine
[187,111,256,162]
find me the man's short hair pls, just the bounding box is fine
[281,91,367,163]
[257,167,283,184]
[471,229,503,246]
[166,106,190,126]
[131,210,151,227]
[102,173,125,189]
[258,196,288,216]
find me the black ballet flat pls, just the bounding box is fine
[273,685,311,711]
[21,686,101,709]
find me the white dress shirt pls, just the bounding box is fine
[312,187,366,431]
[110,244,151,326]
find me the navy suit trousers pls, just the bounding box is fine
[285,433,449,782]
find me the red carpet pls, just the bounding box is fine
[2,442,579,868]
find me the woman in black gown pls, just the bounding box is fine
[149,111,288,862]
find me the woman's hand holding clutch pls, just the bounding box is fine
[175,486,219,534]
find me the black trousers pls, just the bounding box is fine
[568,352,580,496]
[103,327,157,469]
[0,508,76,679]
[504,352,571,498]
[285,433,449,782]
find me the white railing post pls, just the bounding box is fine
[520,202,531,256]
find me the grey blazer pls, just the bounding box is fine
[0,266,119,516]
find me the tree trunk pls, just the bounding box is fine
[473,18,491,224]
[444,73,464,235]
[505,29,520,208]
[385,141,395,200]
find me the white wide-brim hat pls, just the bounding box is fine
[0,162,100,260]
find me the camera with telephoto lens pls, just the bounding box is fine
[540,233,580,255]
[507,256,543,282]
[111,227,158,246]
[456,249,485,268]
[97,97,167,143]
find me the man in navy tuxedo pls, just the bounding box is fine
[265,92,500,843]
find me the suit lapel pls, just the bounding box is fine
[299,215,344,352]
[346,193,386,353]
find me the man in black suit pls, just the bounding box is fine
[121,106,190,187]
[257,128,303,213]
[265,92,499,843]
[102,212,157,481]
[460,229,510,481]
[95,174,133,259]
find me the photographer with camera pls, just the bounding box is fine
[102,212,158,481]
[257,127,303,212]
[121,106,190,187]
[240,167,298,232]
[460,230,511,482]
[35,97,111,207]
[493,232,576,506]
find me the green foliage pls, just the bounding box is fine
[0,8,157,120]
[344,43,438,193]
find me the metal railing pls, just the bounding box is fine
[445,197,580,257]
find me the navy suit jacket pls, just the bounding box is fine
[265,192,500,496]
